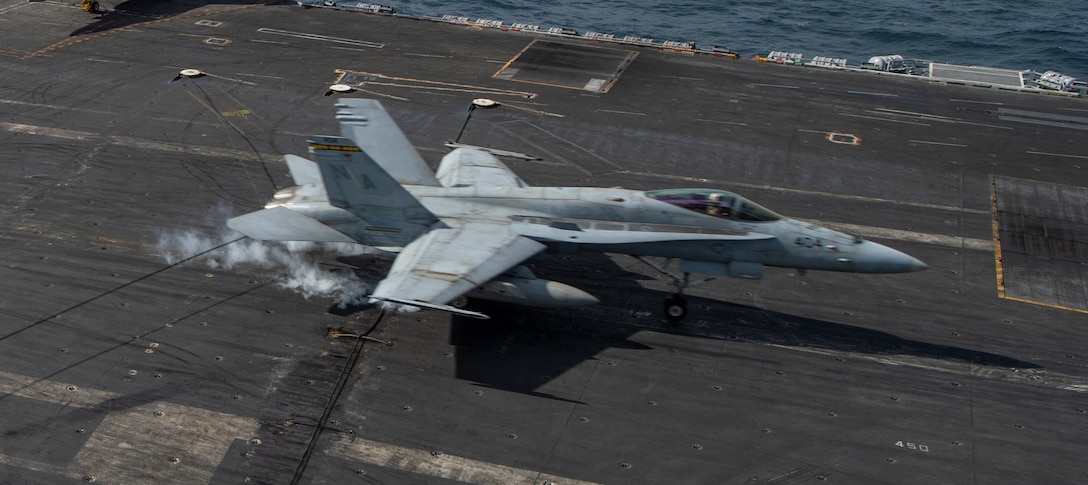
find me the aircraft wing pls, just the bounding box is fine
[370,222,547,317]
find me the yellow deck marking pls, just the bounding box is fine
[990,175,1006,298]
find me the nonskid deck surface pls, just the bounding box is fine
[0,2,1086,483]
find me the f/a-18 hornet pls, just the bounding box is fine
[228,99,927,320]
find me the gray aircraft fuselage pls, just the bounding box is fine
[266,184,926,276]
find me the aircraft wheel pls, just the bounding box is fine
[664,295,686,321]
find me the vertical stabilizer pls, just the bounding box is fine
[310,135,437,240]
[333,99,442,187]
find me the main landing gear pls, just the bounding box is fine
[664,293,687,321]
[636,257,712,322]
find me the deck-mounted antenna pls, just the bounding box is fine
[454,98,500,143]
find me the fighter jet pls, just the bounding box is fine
[227,99,927,320]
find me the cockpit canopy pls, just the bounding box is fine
[645,188,781,222]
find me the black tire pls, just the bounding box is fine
[450,296,469,309]
[664,295,686,321]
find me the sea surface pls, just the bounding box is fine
[394,0,1088,78]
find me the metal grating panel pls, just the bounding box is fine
[493,40,637,93]
[992,175,1088,312]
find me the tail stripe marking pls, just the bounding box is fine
[310,143,361,152]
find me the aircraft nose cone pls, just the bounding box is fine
[905,256,929,272]
[851,240,928,273]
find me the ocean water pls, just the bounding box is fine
[397,0,1088,78]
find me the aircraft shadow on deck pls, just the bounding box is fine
[448,300,1041,400]
[437,254,1039,400]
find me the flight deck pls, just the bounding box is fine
[1,1,1086,483]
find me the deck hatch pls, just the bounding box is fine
[494,40,636,93]
[992,175,1088,312]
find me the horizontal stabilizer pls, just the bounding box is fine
[227,206,356,243]
[372,296,490,320]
